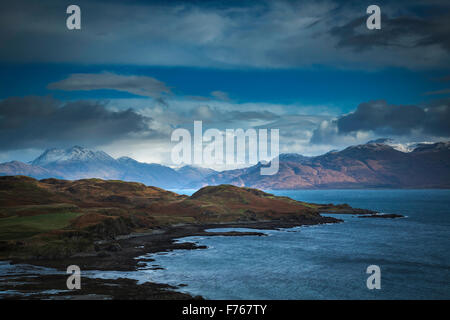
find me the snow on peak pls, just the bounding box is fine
[365,138,440,153]
[32,146,114,166]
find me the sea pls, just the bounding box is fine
[1,189,449,299]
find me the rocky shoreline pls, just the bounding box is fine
[1,216,340,300]
[2,209,406,299]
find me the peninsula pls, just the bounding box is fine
[0,175,375,299]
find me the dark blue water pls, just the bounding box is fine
[144,189,450,299]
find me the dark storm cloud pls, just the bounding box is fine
[330,12,450,53]
[336,99,450,136]
[0,96,154,150]
[310,99,450,145]
[337,100,425,135]
[422,98,450,136]
[1,0,448,69]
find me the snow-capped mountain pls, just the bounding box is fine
[31,146,115,166]
[1,146,216,188]
[366,138,446,153]
[1,141,449,189]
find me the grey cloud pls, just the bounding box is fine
[154,97,170,109]
[310,119,339,145]
[1,0,448,69]
[260,114,329,138]
[425,75,450,95]
[423,99,450,136]
[310,99,450,144]
[337,100,425,135]
[0,96,155,150]
[47,72,171,98]
[189,105,280,123]
[330,12,450,53]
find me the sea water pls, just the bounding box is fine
[143,189,450,299]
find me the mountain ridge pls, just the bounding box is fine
[2,146,215,188]
[1,141,449,189]
[198,140,450,189]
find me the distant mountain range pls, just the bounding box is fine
[0,146,212,189]
[1,141,449,189]
[203,141,450,189]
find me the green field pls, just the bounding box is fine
[0,211,80,240]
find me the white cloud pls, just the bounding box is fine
[101,97,338,166]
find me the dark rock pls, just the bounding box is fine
[359,213,404,219]
[105,243,122,252]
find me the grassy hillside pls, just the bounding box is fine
[0,176,369,260]
[0,211,80,241]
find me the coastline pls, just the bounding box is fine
[0,216,341,300]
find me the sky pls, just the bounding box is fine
[0,0,449,168]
